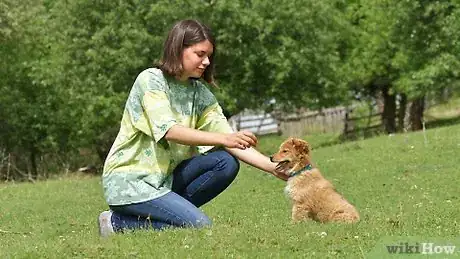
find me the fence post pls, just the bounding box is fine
[343,106,353,136]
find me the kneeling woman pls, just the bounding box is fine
[98,19,286,237]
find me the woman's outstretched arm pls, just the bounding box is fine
[225,147,288,181]
[165,125,287,180]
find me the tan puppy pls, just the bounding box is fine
[271,138,359,223]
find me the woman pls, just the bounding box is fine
[98,19,287,237]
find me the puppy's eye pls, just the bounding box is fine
[282,150,288,153]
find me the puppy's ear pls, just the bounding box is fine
[293,139,311,155]
[303,141,311,155]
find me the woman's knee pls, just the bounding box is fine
[215,151,240,179]
[186,214,212,228]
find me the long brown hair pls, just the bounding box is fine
[158,19,216,85]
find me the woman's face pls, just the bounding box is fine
[179,40,213,81]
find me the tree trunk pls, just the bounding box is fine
[409,96,425,131]
[441,87,451,103]
[381,85,396,134]
[397,93,407,132]
[29,144,38,180]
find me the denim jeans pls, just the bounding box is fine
[109,150,240,231]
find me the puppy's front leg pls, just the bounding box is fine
[291,205,311,222]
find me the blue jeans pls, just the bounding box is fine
[109,150,240,231]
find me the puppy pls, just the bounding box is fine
[271,137,359,223]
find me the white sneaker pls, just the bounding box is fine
[98,210,114,237]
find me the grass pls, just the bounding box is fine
[1,123,460,258]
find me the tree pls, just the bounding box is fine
[31,0,204,162]
[392,1,460,130]
[0,0,51,178]
[208,0,351,114]
[344,0,460,133]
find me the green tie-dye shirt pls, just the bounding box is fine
[102,68,233,206]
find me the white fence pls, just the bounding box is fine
[228,110,281,136]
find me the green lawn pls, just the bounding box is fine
[1,124,459,258]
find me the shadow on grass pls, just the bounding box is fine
[341,114,460,143]
[425,114,460,129]
[312,137,345,149]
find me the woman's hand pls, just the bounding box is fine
[272,166,289,181]
[225,145,289,181]
[222,131,258,150]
